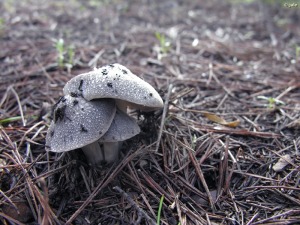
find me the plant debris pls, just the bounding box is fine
[202,111,240,127]
[273,154,294,172]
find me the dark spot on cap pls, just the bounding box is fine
[107,82,113,88]
[112,136,116,140]
[70,92,78,97]
[56,96,66,105]
[99,131,102,135]
[109,64,114,68]
[122,69,127,74]
[149,93,153,97]
[50,130,54,137]
[73,100,79,106]
[81,107,84,111]
[80,124,88,133]
[51,97,66,120]
[54,105,67,123]
[102,69,108,75]
[78,79,83,91]
[144,96,147,99]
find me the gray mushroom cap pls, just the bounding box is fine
[45,95,116,153]
[63,63,163,110]
[99,108,140,142]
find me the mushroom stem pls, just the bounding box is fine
[81,142,103,165]
[81,141,122,164]
[102,142,123,163]
[115,99,128,113]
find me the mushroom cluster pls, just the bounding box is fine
[45,64,163,164]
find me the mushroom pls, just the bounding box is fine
[45,94,139,164]
[63,63,164,112]
[47,64,163,164]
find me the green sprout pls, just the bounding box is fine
[295,45,300,61]
[55,38,65,67]
[257,96,285,108]
[0,116,24,125]
[191,134,197,150]
[54,38,75,69]
[0,18,5,35]
[156,195,164,225]
[0,115,38,125]
[0,18,4,28]
[67,44,75,66]
[155,32,171,54]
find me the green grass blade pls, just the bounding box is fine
[157,194,164,225]
[0,116,23,124]
[0,115,38,125]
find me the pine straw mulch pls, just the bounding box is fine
[0,0,300,224]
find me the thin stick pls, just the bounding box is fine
[140,194,156,218]
[243,185,300,191]
[188,150,216,212]
[9,86,26,126]
[251,209,300,225]
[79,166,92,195]
[156,84,173,152]
[0,212,26,225]
[113,186,156,225]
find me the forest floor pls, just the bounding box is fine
[0,0,300,224]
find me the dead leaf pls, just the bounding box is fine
[202,111,240,128]
[2,200,33,223]
[0,158,6,172]
[287,119,300,129]
[273,154,293,172]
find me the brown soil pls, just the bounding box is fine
[0,0,300,224]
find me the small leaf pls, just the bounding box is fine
[202,112,240,128]
[273,154,293,172]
